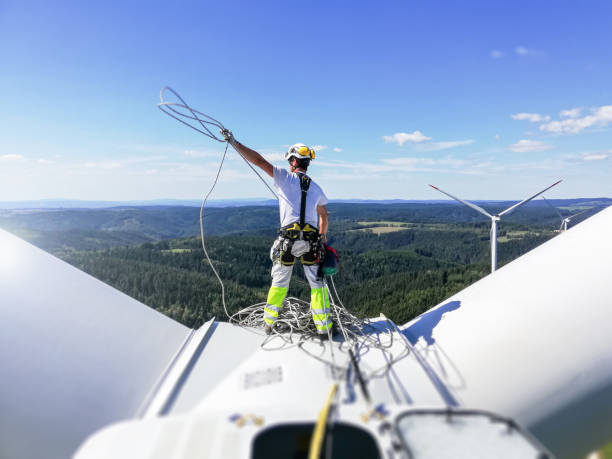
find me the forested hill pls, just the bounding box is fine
[2,201,604,328]
[56,222,554,327]
[1,200,605,252]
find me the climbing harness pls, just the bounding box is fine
[298,172,312,232]
[273,171,324,265]
[279,222,319,241]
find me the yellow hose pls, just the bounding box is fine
[309,383,338,459]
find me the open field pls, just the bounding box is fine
[353,221,468,234]
[355,226,410,234]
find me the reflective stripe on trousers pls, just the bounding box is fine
[263,259,332,332]
[311,287,332,333]
[264,286,287,325]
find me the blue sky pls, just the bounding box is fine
[1,0,611,201]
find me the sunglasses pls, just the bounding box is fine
[290,146,316,159]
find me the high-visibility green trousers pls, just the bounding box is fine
[263,262,333,334]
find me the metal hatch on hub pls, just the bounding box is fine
[395,409,553,459]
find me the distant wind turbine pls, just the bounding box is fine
[429,180,563,273]
[541,196,591,232]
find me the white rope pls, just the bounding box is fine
[198,141,231,320]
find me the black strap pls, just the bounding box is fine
[297,172,311,229]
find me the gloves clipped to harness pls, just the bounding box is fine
[291,240,311,257]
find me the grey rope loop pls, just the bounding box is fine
[158,86,283,203]
[158,86,227,142]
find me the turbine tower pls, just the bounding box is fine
[429,180,562,272]
[541,196,591,232]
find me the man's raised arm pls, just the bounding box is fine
[222,129,273,178]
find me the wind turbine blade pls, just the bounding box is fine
[429,185,493,218]
[569,208,591,219]
[541,196,564,220]
[559,221,565,231]
[498,180,563,217]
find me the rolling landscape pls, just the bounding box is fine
[2,199,608,328]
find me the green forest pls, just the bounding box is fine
[1,201,605,328]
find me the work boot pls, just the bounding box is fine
[318,324,339,341]
[264,324,272,335]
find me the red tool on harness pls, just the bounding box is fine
[321,244,339,276]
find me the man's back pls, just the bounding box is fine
[273,166,328,229]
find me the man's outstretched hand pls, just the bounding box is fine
[221,129,237,145]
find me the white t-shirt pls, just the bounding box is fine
[273,166,328,228]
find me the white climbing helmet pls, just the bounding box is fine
[285,143,316,161]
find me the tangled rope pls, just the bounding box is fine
[158,87,412,384]
[231,295,362,342]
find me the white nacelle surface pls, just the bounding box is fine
[0,228,190,459]
[401,205,612,458]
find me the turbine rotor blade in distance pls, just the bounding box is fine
[568,208,591,219]
[429,185,493,219]
[498,180,563,217]
[541,196,564,221]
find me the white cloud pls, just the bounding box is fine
[81,160,123,169]
[491,50,504,59]
[515,46,537,56]
[311,145,327,152]
[184,149,218,158]
[510,112,550,122]
[317,156,467,174]
[560,107,582,118]
[37,159,55,164]
[70,156,166,171]
[415,140,474,152]
[540,105,612,134]
[262,152,286,162]
[509,140,554,153]
[0,154,24,161]
[332,147,343,152]
[383,131,431,146]
[382,131,471,151]
[382,157,467,169]
[583,153,609,161]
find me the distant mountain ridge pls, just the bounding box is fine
[1,197,610,210]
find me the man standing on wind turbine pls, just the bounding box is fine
[220,129,334,337]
